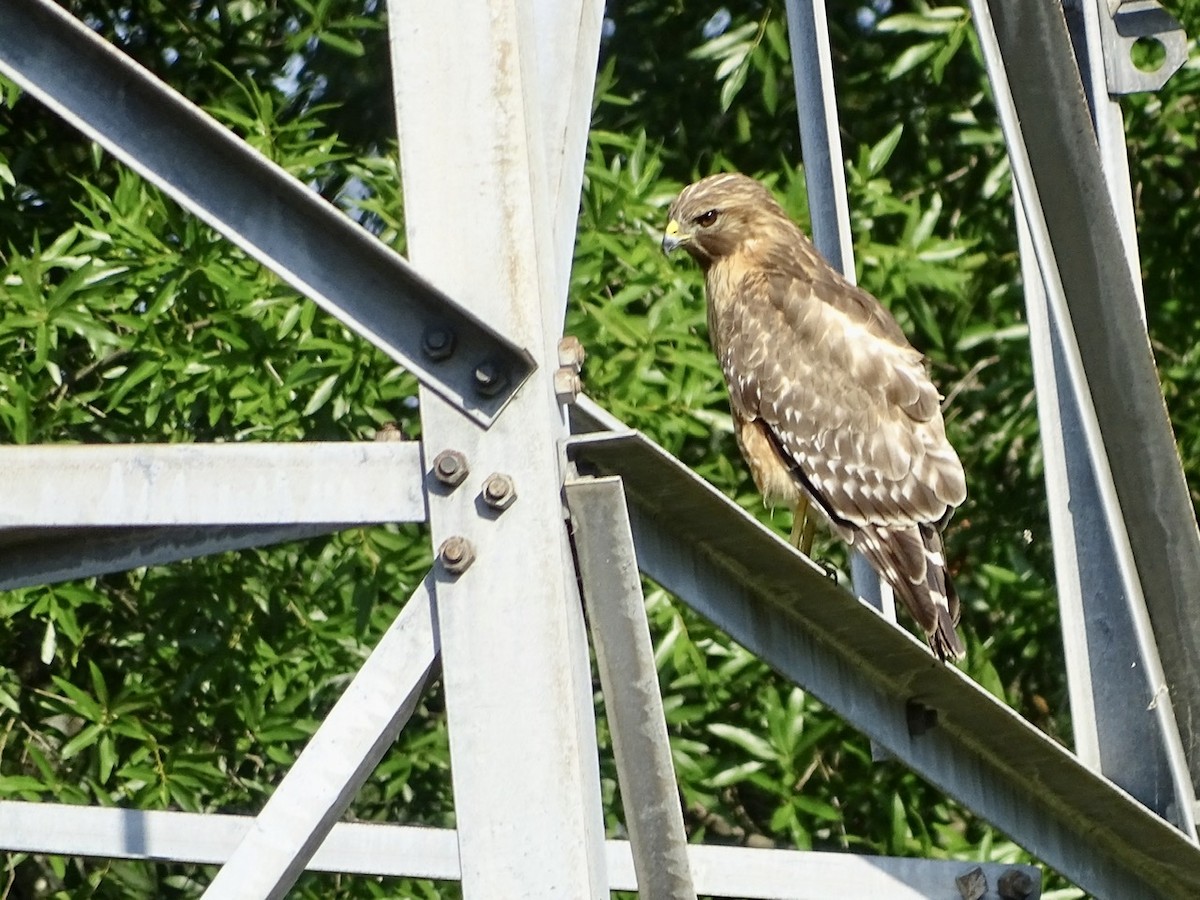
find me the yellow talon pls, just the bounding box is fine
[789,495,817,556]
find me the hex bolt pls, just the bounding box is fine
[481,473,517,511]
[431,449,469,488]
[997,868,1034,900]
[954,867,987,900]
[373,422,405,442]
[554,367,583,406]
[472,360,508,397]
[421,325,456,361]
[557,335,586,371]
[438,536,475,575]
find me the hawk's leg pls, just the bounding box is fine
[788,496,818,556]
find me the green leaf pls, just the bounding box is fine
[707,722,776,761]
[0,775,47,796]
[318,30,365,57]
[40,620,56,665]
[887,42,938,80]
[867,124,904,177]
[876,12,963,35]
[708,760,765,788]
[302,373,339,416]
[60,723,104,760]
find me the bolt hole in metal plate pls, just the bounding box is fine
[1129,35,1166,72]
[1104,0,1187,93]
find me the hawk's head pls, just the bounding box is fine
[662,172,791,267]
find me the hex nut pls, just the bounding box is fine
[554,367,583,406]
[997,868,1034,900]
[954,866,987,900]
[438,536,475,575]
[421,325,456,361]
[482,473,517,511]
[473,361,508,397]
[432,449,469,488]
[373,422,405,442]
[557,335,586,371]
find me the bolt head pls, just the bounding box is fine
[473,361,508,397]
[438,536,475,575]
[557,335,586,371]
[954,867,987,900]
[482,473,517,511]
[374,422,405,442]
[554,367,582,406]
[432,449,469,488]
[997,868,1034,900]
[421,325,456,361]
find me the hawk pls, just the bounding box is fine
[662,173,967,660]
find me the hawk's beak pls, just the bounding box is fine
[662,218,689,254]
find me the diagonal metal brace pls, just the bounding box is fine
[567,476,698,900]
[0,0,533,426]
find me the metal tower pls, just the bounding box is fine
[1,0,1198,897]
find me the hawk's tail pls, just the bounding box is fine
[854,522,965,663]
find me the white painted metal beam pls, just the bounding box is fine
[388,0,608,895]
[527,0,605,330]
[0,443,426,527]
[568,476,697,900]
[0,803,1040,898]
[201,575,439,899]
[0,0,533,426]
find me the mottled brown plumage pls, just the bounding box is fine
[662,172,967,660]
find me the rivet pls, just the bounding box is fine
[421,325,456,361]
[481,473,517,511]
[438,536,475,575]
[432,449,469,488]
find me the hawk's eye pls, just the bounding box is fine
[695,209,719,228]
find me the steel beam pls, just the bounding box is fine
[0,442,425,527]
[202,575,438,899]
[968,0,1200,808]
[783,0,855,274]
[1020,215,1192,830]
[1014,0,1193,833]
[0,803,1041,898]
[388,0,608,895]
[0,0,532,426]
[527,0,604,331]
[0,524,337,591]
[567,476,697,900]
[783,0,892,623]
[568,427,1200,900]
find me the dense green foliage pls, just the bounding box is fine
[1,1,1197,896]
